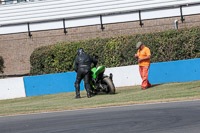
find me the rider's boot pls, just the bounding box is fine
[75,88,81,99]
[85,83,92,98]
[86,89,91,98]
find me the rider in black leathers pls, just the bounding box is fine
[74,48,97,98]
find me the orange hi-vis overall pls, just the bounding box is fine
[137,46,151,89]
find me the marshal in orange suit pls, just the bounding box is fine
[135,42,152,90]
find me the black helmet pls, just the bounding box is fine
[77,48,84,55]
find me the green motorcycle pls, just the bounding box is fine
[90,66,115,95]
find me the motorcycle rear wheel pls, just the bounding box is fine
[102,77,115,94]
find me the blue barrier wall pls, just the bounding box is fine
[23,58,200,97]
[24,72,84,96]
[149,58,200,84]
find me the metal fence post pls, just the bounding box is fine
[63,19,67,35]
[27,23,32,38]
[139,10,143,27]
[180,6,185,23]
[100,15,104,31]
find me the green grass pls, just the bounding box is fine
[0,80,200,116]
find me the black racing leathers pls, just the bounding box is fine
[74,53,97,98]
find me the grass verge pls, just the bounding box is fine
[0,80,200,116]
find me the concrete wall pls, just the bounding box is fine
[149,58,200,84]
[24,72,84,96]
[105,65,142,87]
[21,58,200,97]
[0,58,199,100]
[0,77,26,100]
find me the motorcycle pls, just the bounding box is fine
[90,66,116,95]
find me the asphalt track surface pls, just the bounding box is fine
[0,100,200,133]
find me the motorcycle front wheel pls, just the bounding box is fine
[102,77,115,94]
